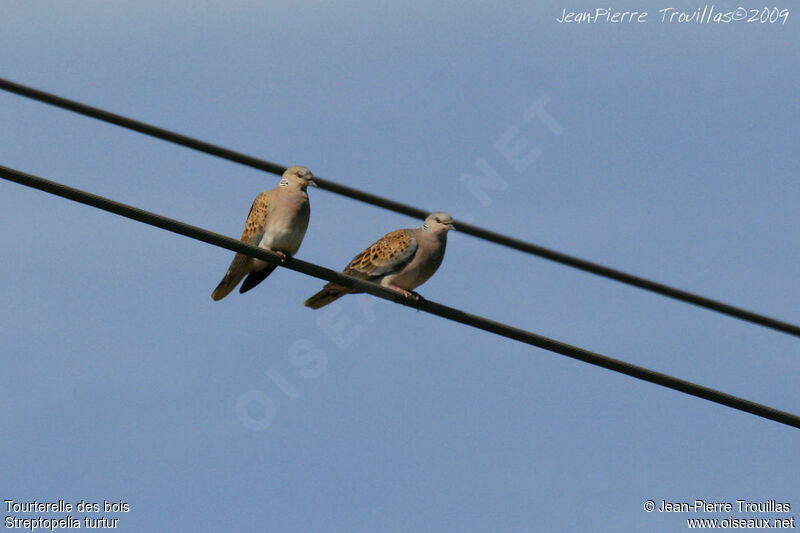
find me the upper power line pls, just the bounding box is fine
[1,76,798,338]
[1,162,798,430]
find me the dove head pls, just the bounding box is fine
[422,212,456,233]
[280,166,316,190]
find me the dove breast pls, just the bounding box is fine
[255,188,310,265]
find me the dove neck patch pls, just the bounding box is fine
[279,178,289,187]
[422,223,430,231]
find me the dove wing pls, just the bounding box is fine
[211,191,272,300]
[344,229,418,280]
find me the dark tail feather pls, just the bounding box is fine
[304,284,351,309]
[239,264,279,294]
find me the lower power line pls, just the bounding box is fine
[1,163,797,430]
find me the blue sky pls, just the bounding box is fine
[1,1,798,531]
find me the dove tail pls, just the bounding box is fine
[211,274,242,301]
[239,264,278,294]
[212,270,248,301]
[211,254,251,301]
[304,284,351,309]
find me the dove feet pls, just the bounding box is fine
[389,284,423,308]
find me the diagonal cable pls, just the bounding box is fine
[1,76,798,338]
[1,163,798,430]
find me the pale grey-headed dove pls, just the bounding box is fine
[212,166,315,301]
[304,212,455,309]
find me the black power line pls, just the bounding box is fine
[1,77,799,339]
[1,163,798,430]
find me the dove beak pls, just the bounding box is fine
[448,223,456,231]
[309,180,318,187]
